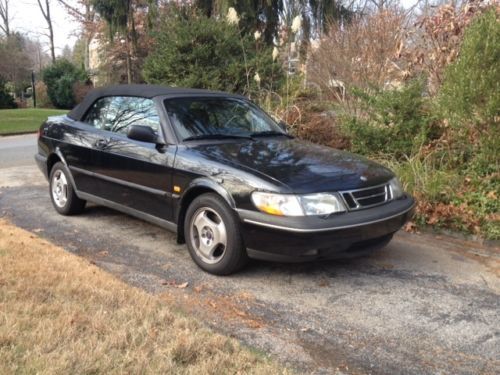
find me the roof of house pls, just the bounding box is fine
[68,84,243,121]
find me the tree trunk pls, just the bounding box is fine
[37,0,56,63]
[48,26,55,62]
[84,2,91,70]
[84,36,89,70]
[125,2,135,84]
[46,0,55,62]
[125,34,132,84]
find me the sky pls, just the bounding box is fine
[10,0,80,56]
[8,0,421,57]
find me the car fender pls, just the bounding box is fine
[54,147,67,166]
[179,177,236,210]
[174,178,237,244]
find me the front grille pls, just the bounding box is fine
[341,183,392,211]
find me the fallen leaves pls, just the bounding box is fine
[161,280,189,288]
[193,285,204,293]
[403,221,418,233]
[486,191,497,200]
[415,195,483,234]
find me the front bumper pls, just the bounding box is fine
[237,195,415,261]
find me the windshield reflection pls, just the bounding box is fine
[164,97,284,141]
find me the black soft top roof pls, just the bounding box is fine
[68,84,244,121]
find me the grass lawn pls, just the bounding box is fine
[0,220,286,374]
[0,108,67,135]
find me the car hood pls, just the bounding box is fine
[188,138,394,194]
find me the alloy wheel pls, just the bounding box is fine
[189,207,227,264]
[51,169,68,208]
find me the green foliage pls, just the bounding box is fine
[41,59,88,109]
[194,0,281,46]
[71,38,87,69]
[381,153,454,203]
[469,131,499,177]
[0,33,31,96]
[379,153,499,240]
[438,9,500,127]
[34,82,52,109]
[0,76,16,109]
[193,1,351,45]
[143,14,283,95]
[91,0,130,38]
[342,80,434,159]
[436,9,500,179]
[334,66,499,238]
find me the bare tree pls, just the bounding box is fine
[365,0,407,12]
[24,37,51,72]
[308,9,409,98]
[0,0,11,36]
[37,0,56,63]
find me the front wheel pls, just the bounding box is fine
[49,162,86,215]
[184,193,248,275]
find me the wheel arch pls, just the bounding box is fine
[47,149,79,196]
[47,153,62,175]
[176,179,236,244]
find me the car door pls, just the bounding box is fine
[81,96,176,222]
[65,97,117,197]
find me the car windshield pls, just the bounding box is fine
[164,97,285,141]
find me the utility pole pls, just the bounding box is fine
[31,71,37,108]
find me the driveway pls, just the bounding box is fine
[1,134,499,374]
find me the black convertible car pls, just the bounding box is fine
[35,85,414,275]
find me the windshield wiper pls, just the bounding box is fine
[182,133,252,142]
[249,130,293,138]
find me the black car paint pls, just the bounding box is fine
[35,86,415,260]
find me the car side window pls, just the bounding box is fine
[83,97,114,130]
[83,96,161,136]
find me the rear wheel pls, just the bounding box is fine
[184,193,247,275]
[49,162,86,215]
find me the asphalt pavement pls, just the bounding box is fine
[0,133,37,168]
[1,134,499,374]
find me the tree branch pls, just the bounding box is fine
[37,0,49,21]
[56,0,85,19]
[0,0,10,36]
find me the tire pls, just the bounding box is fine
[184,193,248,275]
[49,162,86,215]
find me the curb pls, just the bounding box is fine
[0,131,38,137]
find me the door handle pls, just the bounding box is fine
[94,139,108,149]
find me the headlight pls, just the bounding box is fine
[389,177,404,199]
[251,192,304,216]
[251,192,346,216]
[298,193,346,215]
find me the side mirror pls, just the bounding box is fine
[127,125,158,144]
[278,121,288,133]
